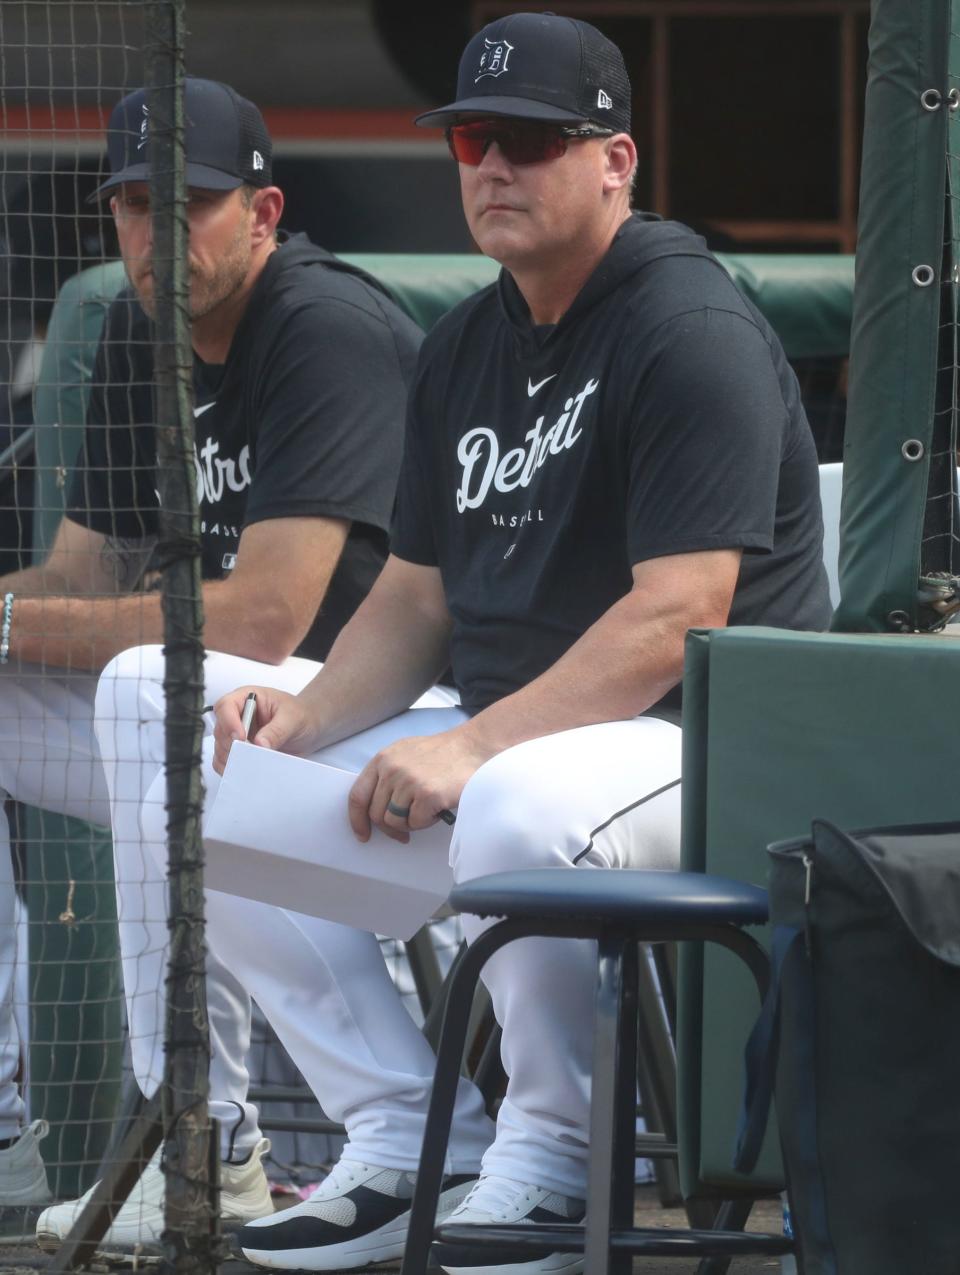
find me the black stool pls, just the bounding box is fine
[400,868,792,1275]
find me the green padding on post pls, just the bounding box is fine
[833,0,952,631]
[679,626,960,1199]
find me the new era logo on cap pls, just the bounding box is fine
[597,90,613,110]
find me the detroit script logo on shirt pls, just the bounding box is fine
[193,435,252,504]
[455,377,599,513]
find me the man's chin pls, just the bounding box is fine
[471,227,531,270]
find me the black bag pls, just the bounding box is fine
[735,818,960,1275]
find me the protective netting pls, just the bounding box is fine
[918,24,960,625]
[0,3,862,1269]
[1,0,144,1245]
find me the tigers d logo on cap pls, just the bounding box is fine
[476,38,513,81]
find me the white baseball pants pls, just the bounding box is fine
[99,645,683,1195]
[0,643,682,1190]
[0,650,491,1169]
[0,657,310,1156]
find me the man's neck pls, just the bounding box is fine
[509,207,631,327]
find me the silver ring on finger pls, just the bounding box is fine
[386,799,412,819]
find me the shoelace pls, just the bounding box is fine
[459,1177,542,1221]
[315,1160,363,1198]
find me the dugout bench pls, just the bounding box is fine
[28,248,854,1205]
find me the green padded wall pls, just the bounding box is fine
[29,261,128,1196]
[347,252,854,358]
[679,626,960,1199]
[344,254,499,332]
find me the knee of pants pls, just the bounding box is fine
[94,645,166,734]
[451,746,572,883]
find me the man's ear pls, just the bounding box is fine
[250,187,284,246]
[602,134,637,196]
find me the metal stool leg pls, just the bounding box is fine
[613,940,640,1236]
[635,942,683,1206]
[402,923,521,1275]
[585,933,638,1275]
[405,925,445,1020]
[696,1197,758,1275]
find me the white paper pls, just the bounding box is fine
[203,741,453,940]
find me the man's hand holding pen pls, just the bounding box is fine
[211,685,323,774]
[212,687,460,840]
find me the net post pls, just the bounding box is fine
[144,3,215,1270]
[833,0,956,632]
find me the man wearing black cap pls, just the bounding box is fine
[202,12,830,1275]
[0,75,496,1243]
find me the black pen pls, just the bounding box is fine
[438,809,456,826]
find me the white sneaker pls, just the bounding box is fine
[35,1136,272,1254]
[437,1175,586,1275]
[238,1156,477,1271]
[0,1119,51,1206]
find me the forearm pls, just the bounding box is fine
[297,573,452,749]
[7,593,164,670]
[5,576,308,672]
[459,593,684,760]
[457,549,741,761]
[2,516,351,672]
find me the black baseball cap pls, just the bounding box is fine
[90,76,273,202]
[415,12,631,134]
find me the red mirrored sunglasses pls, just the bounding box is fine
[446,119,616,167]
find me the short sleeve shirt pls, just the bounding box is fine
[392,214,831,714]
[68,234,423,659]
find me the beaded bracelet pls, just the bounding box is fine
[0,592,14,665]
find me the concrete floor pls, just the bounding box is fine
[0,1186,788,1274]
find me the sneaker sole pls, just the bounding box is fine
[36,1212,255,1256]
[440,1257,584,1275]
[241,1179,476,1272]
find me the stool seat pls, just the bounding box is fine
[450,868,768,928]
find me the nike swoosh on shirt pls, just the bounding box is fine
[194,401,216,417]
[527,374,557,397]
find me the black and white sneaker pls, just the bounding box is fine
[436,1175,586,1275]
[237,1157,476,1271]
